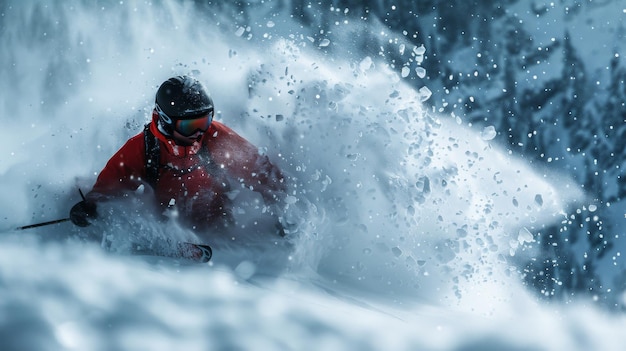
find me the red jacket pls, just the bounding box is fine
[87,114,285,229]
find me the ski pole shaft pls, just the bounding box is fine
[15,188,86,230]
[17,218,71,230]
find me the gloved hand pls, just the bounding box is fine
[70,200,98,227]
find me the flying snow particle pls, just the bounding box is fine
[401,66,410,78]
[319,38,331,47]
[413,45,426,64]
[415,67,426,78]
[413,44,426,55]
[359,56,373,71]
[417,86,432,102]
[481,125,497,140]
[517,227,534,245]
[509,227,535,256]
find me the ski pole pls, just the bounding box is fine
[16,217,71,230]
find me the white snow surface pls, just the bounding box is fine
[1,1,625,350]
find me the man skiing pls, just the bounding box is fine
[69,75,287,235]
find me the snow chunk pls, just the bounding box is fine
[401,66,410,78]
[413,45,426,64]
[413,45,426,55]
[480,126,497,140]
[517,227,534,245]
[318,38,330,47]
[509,228,534,256]
[359,56,373,71]
[417,86,432,102]
[415,67,426,78]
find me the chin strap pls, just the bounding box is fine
[156,118,173,137]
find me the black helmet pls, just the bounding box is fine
[155,76,214,134]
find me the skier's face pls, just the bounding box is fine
[172,128,205,146]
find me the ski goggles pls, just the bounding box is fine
[174,112,213,137]
[156,104,213,137]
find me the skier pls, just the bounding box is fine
[69,75,287,235]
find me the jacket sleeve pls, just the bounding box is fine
[208,122,286,203]
[86,133,147,202]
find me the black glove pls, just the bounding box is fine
[70,200,98,227]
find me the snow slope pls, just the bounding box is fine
[1,1,625,350]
